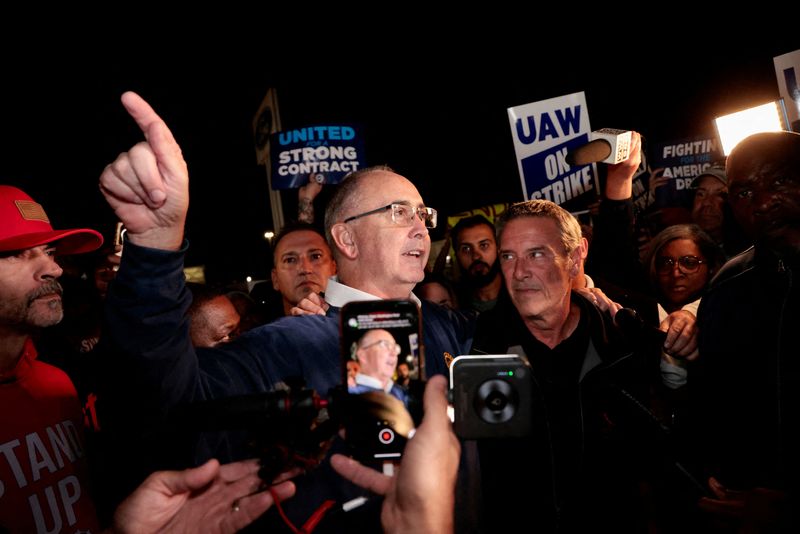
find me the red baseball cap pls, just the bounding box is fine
[0,185,103,254]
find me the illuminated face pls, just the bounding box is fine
[189,295,241,348]
[456,224,498,278]
[271,230,335,311]
[0,245,64,332]
[356,328,400,386]
[692,175,727,237]
[498,217,576,321]
[344,172,431,298]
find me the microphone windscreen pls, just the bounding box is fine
[565,139,612,166]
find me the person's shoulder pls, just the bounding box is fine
[709,246,756,288]
[241,313,337,343]
[703,247,756,300]
[421,300,477,325]
[29,358,79,395]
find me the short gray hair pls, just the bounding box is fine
[323,165,395,246]
[496,200,582,256]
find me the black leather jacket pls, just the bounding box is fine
[472,292,664,532]
[694,246,800,497]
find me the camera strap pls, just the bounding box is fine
[269,487,336,534]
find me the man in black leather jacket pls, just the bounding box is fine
[473,200,668,533]
[693,131,800,531]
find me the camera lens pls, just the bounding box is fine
[475,378,518,424]
[485,390,507,411]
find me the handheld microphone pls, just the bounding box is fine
[566,128,632,166]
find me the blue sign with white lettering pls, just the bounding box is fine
[508,92,598,213]
[270,125,366,189]
[650,136,723,208]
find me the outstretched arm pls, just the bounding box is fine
[109,459,296,534]
[98,92,201,429]
[99,91,189,251]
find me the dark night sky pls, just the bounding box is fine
[2,34,798,283]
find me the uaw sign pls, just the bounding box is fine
[270,125,366,189]
[507,91,598,212]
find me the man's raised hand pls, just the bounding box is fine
[99,91,189,250]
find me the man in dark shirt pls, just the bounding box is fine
[472,199,665,532]
[693,131,800,531]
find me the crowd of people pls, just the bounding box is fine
[2,89,799,532]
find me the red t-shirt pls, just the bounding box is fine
[0,338,99,533]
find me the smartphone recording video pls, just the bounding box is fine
[339,300,423,462]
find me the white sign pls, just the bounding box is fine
[507,91,597,209]
[774,49,800,132]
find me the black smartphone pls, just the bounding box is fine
[339,299,423,463]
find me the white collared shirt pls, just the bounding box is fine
[324,276,421,308]
[354,372,395,393]
[657,298,699,389]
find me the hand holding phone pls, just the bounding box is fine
[340,300,424,462]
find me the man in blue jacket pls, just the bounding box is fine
[97,92,474,530]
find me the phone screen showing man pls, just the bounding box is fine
[340,300,423,462]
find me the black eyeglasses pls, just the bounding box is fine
[655,255,706,274]
[343,203,438,229]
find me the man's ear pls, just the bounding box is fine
[271,268,279,291]
[580,237,589,262]
[331,223,358,260]
[569,246,583,277]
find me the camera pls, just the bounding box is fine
[450,355,533,439]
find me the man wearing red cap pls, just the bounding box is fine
[0,186,325,532]
[0,185,104,532]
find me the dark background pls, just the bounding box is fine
[2,36,798,283]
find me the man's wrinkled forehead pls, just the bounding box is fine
[498,215,559,247]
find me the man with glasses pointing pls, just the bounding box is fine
[98,94,473,531]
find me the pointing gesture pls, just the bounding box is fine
[100,91,189,250]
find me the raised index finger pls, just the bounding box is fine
[121,91,164,140]
[121,91,187,184]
